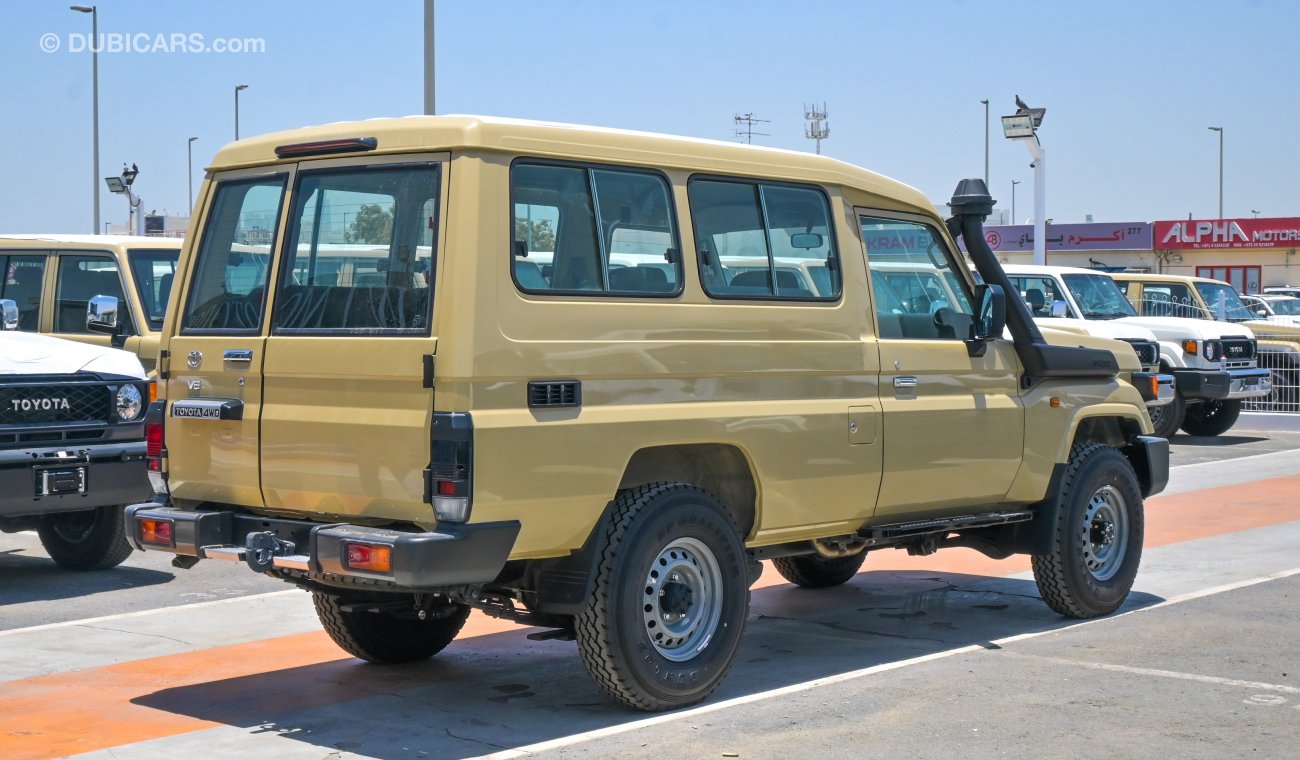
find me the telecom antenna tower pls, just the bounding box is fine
[804,103,829,154]
[733,113,770,144]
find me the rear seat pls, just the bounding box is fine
[275,285,429,330]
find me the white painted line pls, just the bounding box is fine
[0,590,300,638]
[474,566,1300,760]
[1006,653,1300,695]
[1167,447,1300,471]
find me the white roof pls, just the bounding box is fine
[0,234,181,246]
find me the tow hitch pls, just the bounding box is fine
[244,531,297,572]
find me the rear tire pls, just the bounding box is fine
[313,592,470,664]
[575,483,750,711]
[1179,399,1241,437]
[1032,442,1144,619]
[772,552,867,588]
[36,505,133,571]
[1147,390,1184,439]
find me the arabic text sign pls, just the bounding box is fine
[1154,218,1300,250]
[972,223,1153,252]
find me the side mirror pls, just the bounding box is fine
[0,299,18,331]
[1050,299,1069,318]
[977,283,1003,340]
[1258,309,1269,318]
[87,295,120,335]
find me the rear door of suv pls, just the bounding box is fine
[165,168,291,507]
[258,154,445,526]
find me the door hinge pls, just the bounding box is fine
[159,349,171,380]
[422,354,436,388]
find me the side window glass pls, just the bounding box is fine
[1008,275,1065,317]
[861,216,975,340]
[184,176,286,332]
[55,255,131,334]
[1,255,46,331]
[274,164,439,333]
[511,163,680,295]
[689,179,838,300]
[127,250,179,329]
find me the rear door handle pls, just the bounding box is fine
[893,376,919,389]
[223,350,253,363]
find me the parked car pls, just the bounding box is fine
[0,300,152,569]
[123,115,1165,711]
[0,235,183,373]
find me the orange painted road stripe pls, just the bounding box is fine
[4,474,1300,760]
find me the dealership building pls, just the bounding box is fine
[969,217,1300,294]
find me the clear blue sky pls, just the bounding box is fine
[3,0,1297,233]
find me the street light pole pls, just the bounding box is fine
[71,5,99,234]
[187,136,198,213]
[980,99,989,187]
[235,84,249,140]
[1011,180,1020,224]
[1001,96,1048,265]
[423,0,435,115]
[1208,126,1223,218]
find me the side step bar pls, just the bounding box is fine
[858,510,1033,547]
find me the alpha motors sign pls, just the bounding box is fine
[1155,218,1300,249]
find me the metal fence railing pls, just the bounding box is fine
[1245,328,1300,413]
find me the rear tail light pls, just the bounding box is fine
[146,416,164,471]
[426,412,473,523]
[139,518,174,546]
[344,542,392,573]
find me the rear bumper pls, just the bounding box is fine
[1172,367,1271,400]
[0,443,150,519]
[124,502,520,590]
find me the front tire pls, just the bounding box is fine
[1180,399,1242,437]
[772,552,867,588]
[36,505,133,570]
[576,483,750,711]
[1147,390,1184,439]
[1032,442,1144,619]
[313,592,470,664]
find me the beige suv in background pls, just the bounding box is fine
[124,116,1166,711]
[0,235,182,372]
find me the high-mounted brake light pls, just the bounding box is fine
[274,137,377,158]
[344,542,392,574]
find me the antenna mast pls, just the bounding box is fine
[804,102,829,154]
[733,113,770,145]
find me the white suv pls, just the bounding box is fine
[1004,265,1266,438]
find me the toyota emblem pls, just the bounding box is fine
[187,350,203,369]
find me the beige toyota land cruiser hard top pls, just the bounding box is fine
[0,235,182,372]
[125,116,1167,711]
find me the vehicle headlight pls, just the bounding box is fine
[1203,340,1223,361]
[115,384,143,421]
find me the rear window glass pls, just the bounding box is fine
[183,176,286,332]
[128,249,180,329]
[273,163,439,333]
[55,254,132,334]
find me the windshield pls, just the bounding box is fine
[1268,298,1300,316]
[128,249,180,329]
[1062,274,1137,319]
[1194,281,1255,321]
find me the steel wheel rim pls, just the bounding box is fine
[1081,484,1129,582]
[50,510,97,543]
[641,537,724,662]
[1148,403,1166,428]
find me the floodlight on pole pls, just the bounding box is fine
[1002,95,1047,265]
[105,164,144,236]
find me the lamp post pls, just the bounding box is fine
[1208,126,1223,218]
[1011,180,1021,224]
[1252,209,1260,218]
[980,99,989,187]
[424,0,435,115]
[1001,96,1047,265]
[70,5,99,234]
[105,164,144,236]
[235,84,249,139]
[187,137,198,213]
